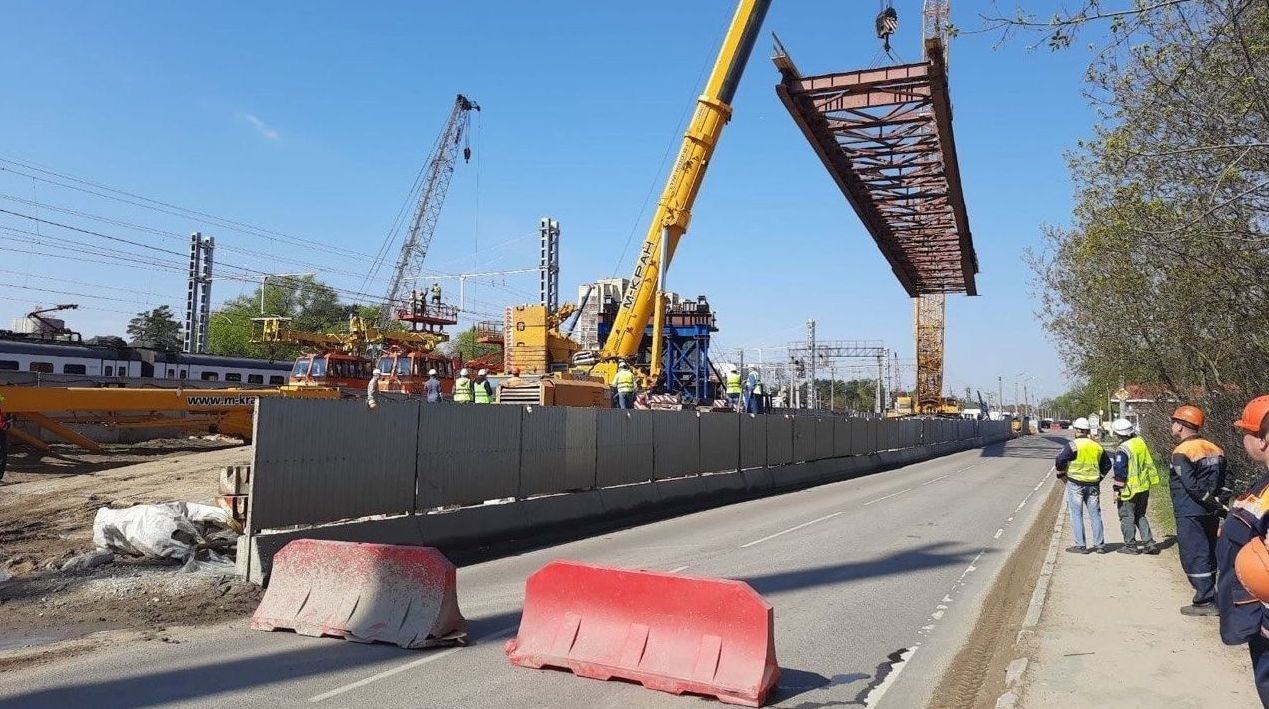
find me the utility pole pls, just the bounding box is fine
[998,376,1004,417]
[807,319,817,410]
[875,354,884,415]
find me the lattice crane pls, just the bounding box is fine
[379,94,480,324]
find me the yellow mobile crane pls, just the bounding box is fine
[591,0,770,389]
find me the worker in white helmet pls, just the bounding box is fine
[453,368,474,403]
[424,368,443,403]
[1054,417,1112,554]
[613,361,636,409]
[1110,418,1161,554]
[743,364,764,414]
[473,368,494,404]
[367,368,382,410]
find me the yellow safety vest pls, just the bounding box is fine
[1067,437,1104,483]
[725,371,742,395]
[614,369,635,394]
[1119,435,1160,500]
[453,377,473,403]
[473,379,493,404]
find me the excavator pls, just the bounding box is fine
[498,0,771,407]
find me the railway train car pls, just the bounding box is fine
[0,337,291,385]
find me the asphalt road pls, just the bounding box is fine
[0,434,1063,709]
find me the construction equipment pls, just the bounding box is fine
[25,304,81,343]
[0,385,337,452]
[506,560,779,707]
[252,540,467,648]
[379,94,480,325]
[497,304,611,407]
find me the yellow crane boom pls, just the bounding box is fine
[593,0,771,386]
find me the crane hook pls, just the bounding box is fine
[875,5,898,54]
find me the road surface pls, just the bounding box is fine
[0,434,1063,709]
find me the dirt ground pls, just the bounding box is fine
[0,439,261,668]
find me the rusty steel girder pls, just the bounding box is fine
[773,36,978,297]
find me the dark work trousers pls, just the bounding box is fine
[1116,491,1154,545]
[1249,634,1269,708]
[1176,513,1221,605]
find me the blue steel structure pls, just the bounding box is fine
[596,296,718,404]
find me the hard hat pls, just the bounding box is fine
[749,364,758,371]
[371,368,382,377]
[1071,417,1091,431]
[1111,418,1135,437]
[428,369,438,376]
[510,368,520,376]
[1236,536,1269,603]
[459,368,469,377]
[1171,405,1206,429]
[619,362,629,369]
[478,368,488,376]
[1235,395,1269,436]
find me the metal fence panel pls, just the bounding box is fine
[740,415,767,469]
[596,409,654,487]
[834,417,853,457]
[816,418,836,460]
[518,406,596,497]
[701,413,740,473]
[766,415,794,466]
[654,411,701,480]
[417,405,522,508]
[793,417,816,462]
[251,398,419,530]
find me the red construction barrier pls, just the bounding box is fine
[251,540,466,648]
[505,560,779,706]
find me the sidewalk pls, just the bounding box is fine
[1011,489,1253,708]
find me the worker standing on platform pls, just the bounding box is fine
[724,367,743,411]
[1216,396,1269,706]
[453,368,474,403]
[0,392,10,481]
[473,369,494,404]
[424,368,443,403]
[431,282,442,306]
[1169,404,1228,616]
[1054,417,1111,554]
[743,365,764,414]
[613,362,636,410]
[1109,418,1161,554]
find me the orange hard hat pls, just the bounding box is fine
[1237,537,1269,603]
[1235,395,1269,436]
[1171,405,1206,429]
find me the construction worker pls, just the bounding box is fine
[430,282,442,306]
[366,368,381,410]
[1216,395,1269,705]
[473,369,494,404]
[724,367,743,411]
[613,361,636,409]
[744,365,764,414]
[1169,404,1228,616]
[423,368,442,403]
[502,367,525,388]
[1110,418,1161,554]
[1054,417,1111,554]
[0,392,10,481]
[453,368,474,403]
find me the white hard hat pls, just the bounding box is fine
[1072,417,1091,431]
[478,368,488,376]
[428,369,437,376]
[619,362,629,369]
[1111,418,1135,436]
[371,368,382,376]
[459,368,469,377]
[749,364,758,371]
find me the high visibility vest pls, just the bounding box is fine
[1119,436,1160,500]
[725,371,742,395]
[453,377,474,403]
[473,379,493,404]
[748,372,763,395]
[614,369,635,394]
[1067,437,1104,483]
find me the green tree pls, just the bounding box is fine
[812,377,877,413]
[208,275,351,358]
[443,326,500,362]
[126,305,181,351]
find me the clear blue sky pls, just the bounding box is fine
[0,1,1101,403]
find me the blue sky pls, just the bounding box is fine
[0,1,1102,403]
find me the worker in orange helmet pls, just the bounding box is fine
[1217,396,1269,705]
[1169,404,1230,616]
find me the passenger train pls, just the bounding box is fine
[0,337,292,385]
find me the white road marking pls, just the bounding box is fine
[668,565,690,573]
[863,488,914,506]
[920,474,950,487]
[994,528,1004,540]
[308,624,520,703]
[740,510,848,548]
[863,645,919,708]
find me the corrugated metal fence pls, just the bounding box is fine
[249,399,1012,531]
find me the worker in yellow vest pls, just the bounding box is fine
[1110,418,1161,554]
[453,368,474,403]
[1054,417,1111,554]
[473,369,494,404]
[724,368,743,411]
[613,361,636,409]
